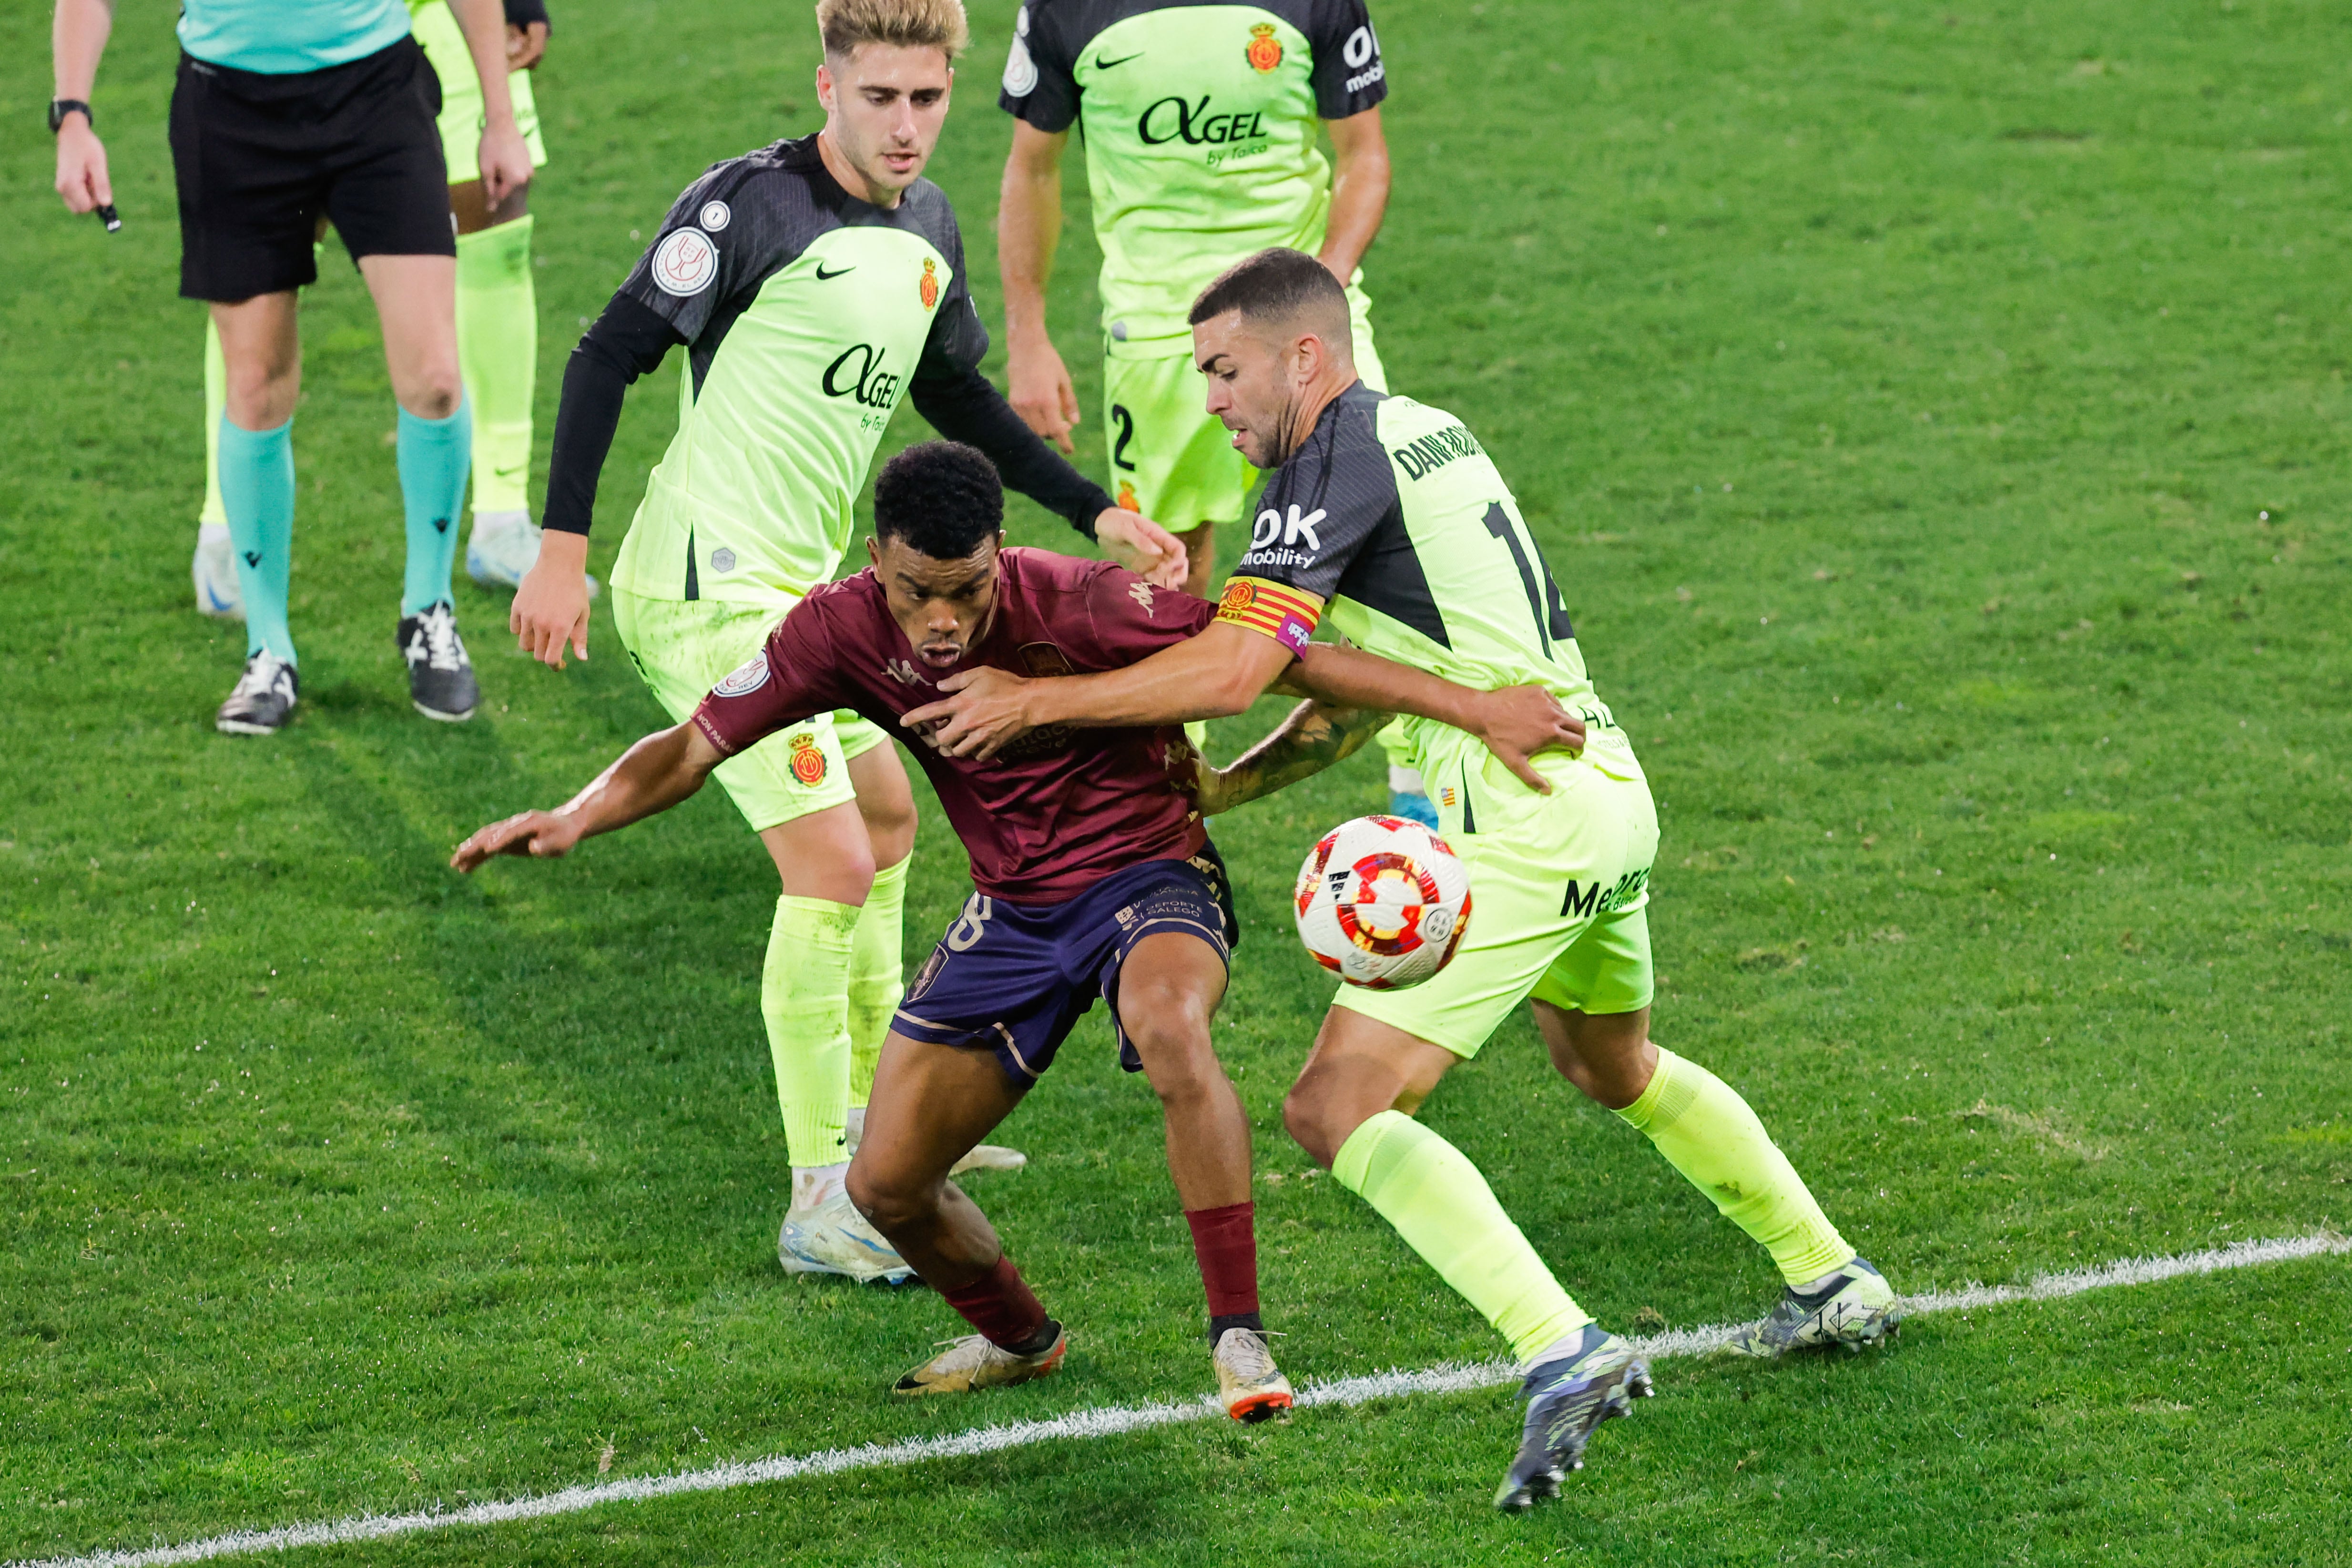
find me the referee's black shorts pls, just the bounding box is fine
[170,36,454,303]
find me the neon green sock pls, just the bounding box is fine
[1615,1047,1854,1287]
[763,894,860,1168]
[201,317,227,527]
[846,853,908,1111]
[1333,1110,1591,1364]
[455,214,537,518]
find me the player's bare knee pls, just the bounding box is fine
[1280,1079,1346,1170]
[845,1164,930,1237]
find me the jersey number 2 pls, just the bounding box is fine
[1483,503,1575,656]
[1110,404,1138,472]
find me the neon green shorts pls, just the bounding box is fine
[410,0,550,177]
[1335,754,1660,1058]
[611,589,884,833]
[1103,280,1385,529]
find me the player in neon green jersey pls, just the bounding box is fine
[193,0,560,621]
[511,0,1185,1283]
[903,249,1901,1509]
[994,0,1437,825]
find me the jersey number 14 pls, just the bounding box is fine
[1483,502,1575,657]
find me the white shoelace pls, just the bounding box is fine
[1216,1328,1280,1381]
[237,652,294,699]
[415,606,466,672]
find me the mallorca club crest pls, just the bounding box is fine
[1116,479,1140,511]
[919,257,940,310]
[787,731,828,787]
[1218,578,1257,617]
[1245,21,1283,73]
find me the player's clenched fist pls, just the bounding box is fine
[451,810,582,872]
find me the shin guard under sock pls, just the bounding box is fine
[397,399,470,615]
[846,853,907,1111]
[1333,1110,1590,1364]
[764,894,859,1168]
[455,215,536,517]
[1615,1047,1854,1287]
[216,416,297,663]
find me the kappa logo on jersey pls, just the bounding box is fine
[1342,24,1385,93]
[1249,503,1326,554]
[1245,21,1283,72]
[787,731,828,786]
[652,227,719,297]
[1137,95,1272,148]
[1129,580,1157,616]
[821,344,903,408]
[713,651,770,698]
[884,657,925,686]
[919,257,941,310]
[698,199,731,232]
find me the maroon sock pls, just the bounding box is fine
[940,1253,1052,1352]
[1184,1201,1261,1330]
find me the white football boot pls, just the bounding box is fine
[193,524,244,620]
[466,510,598,597]
[777,1190,915,1284]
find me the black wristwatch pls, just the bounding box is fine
[48,99,93,133]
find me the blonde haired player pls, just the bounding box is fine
[511,0,1187,1281]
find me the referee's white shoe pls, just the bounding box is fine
[466,511,599,598]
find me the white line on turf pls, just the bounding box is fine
[17,1232,2345,1568]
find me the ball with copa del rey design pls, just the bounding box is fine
[1293,815,1472,990]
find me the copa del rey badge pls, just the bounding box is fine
[652,226,718,297]
[1246,21,1283,72]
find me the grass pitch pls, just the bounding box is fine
[4,0,2350,1562]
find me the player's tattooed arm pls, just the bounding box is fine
[449,723,723,872]
[1192,700,1390,816]
[1280,641,1586,793]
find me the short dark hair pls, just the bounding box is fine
[873,440,1003,559]
[1188,246,1350,342]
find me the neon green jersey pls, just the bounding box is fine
[604,138,989,604]
[1215,384,1643,809]
[1000,0,1387,346]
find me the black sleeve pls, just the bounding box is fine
[1306,0,1386,119]
[1229,400,1396,598]
[997,4,1082,130]
[617,161,805,346]
[911,367,1116,538]
[504,0,550,28]
[542,295,685,538]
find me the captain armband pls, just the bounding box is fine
[1214,577,1322,653]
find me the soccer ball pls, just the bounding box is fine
[1293,815,1473,990]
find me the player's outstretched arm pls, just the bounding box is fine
[1281,641,1584,794]
[50,0,113,216]
[905,620,1295,759]
[450,721,722,872]
[1190,699,1390,817]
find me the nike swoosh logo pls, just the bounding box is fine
[1094,51,1142,69]
[814,263,855,280]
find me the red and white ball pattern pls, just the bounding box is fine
[1293,815,1473,990]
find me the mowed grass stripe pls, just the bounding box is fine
[20,1233,2342,1568]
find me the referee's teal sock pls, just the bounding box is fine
[397,398,471,616]
[217,415,296,664]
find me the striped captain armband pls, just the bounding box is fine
[1214,576,1321,653]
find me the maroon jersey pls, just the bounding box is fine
[692,548,1217,904]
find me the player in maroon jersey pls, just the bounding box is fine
[451,441,1583,1413]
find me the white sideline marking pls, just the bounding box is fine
[16,1232,2346,1568]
